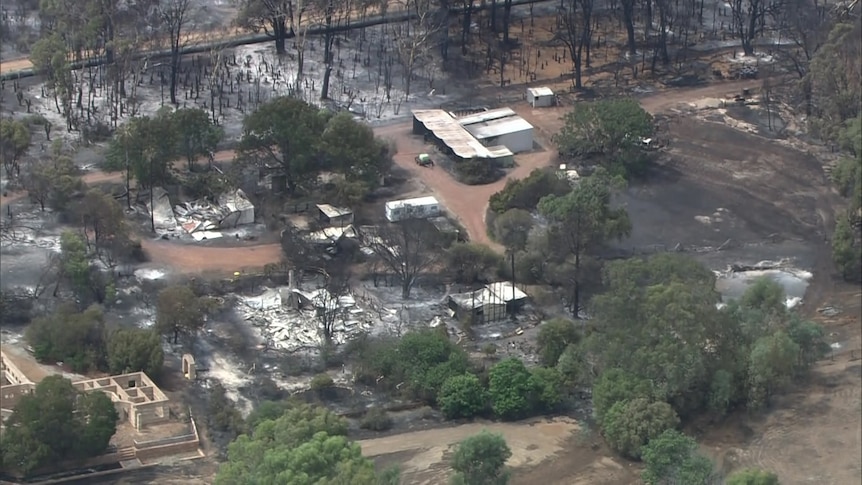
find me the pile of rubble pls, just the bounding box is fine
[147,187,256,240]
[237,285,404,352]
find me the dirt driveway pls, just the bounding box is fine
[374,123,554,250]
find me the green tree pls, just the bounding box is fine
[60,231,91,298]
[156,284,205,344]
[76,189,136,268]
[726,468,780,485]
[238,96,327,193]
[492,208,534,252]
[832,215,861,281]
[537,318,581,366]
[23,145,83,212]
[747,331,800,409]
[26,304,106,372]
[446,242,504,284]
[29,33,74,130]
[786,316,829,367]
[641,430,716,485]
[172,107,224,170]
[553,98,654,177]
[320,112,392,190]
[106,327,164,376]
[602,398,679,459]
[740,277,787,316]
[592,369,654,423]
[538,168,631,316]
[530,367,564,411]
[105,110,178,194]
[588,254,725,415]
[215,403,378,485]
[489,169,571,214]
[488,358,539,420]
[555,344,585,386]
[0,118,32,178]
[0,375,118,477]
[450,431,512,485]
[439,373,487,419]
[399,330,469,402]
[804,22,862,141]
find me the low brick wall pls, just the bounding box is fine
[134,439,199,462]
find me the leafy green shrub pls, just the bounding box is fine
[641,430,717,484]
[537,318,581,367]
[530,367,564,411]
[489,169,570,213]
[726,468,780,485]
[360,407,393,431]
[488,358,540,420]
[439,373,487,419]
[602,398,679,459]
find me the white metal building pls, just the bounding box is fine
[527,87,555,107]
[461,116,535,153]
[385,196,441,222]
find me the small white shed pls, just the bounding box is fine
[385,196,441,222]
[527,87,555,107]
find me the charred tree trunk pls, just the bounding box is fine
[622,0,636,56]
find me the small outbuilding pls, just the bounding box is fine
[447,281,528,324]
[527,87,555,107]
[316,204,354,227]
[385,196,441,222]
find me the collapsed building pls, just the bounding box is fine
[1,350,169,430]
[447,282,529,324]
[146,187,256,240]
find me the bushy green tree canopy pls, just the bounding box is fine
[0,376,119,477]
[450,431,512,485]
[439,373,488,419]
[215,403,380,485]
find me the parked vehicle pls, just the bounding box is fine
[415,153,434,167]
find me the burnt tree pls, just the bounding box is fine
[369,219,443,299]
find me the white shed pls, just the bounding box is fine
[385,196,441,222]
[463,117,535,153]
[527,87,555,107]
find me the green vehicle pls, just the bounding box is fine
[415,153,434,167]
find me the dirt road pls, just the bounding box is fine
[360,417,582,485]
[139,238,282,275]
[375,123,553,250]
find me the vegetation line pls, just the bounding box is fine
[0,0,555,82]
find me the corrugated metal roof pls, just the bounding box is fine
[486,282,528,302]
[456,107,517,126]
[463,117,534,140]
[412,109,512,160]
[316,204,353,219]
[528,87,554,97]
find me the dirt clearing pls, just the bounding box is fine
[361,417,592,484]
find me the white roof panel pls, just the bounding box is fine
[456,108,517,126]
[386,196,440,210]
[464,117,534,140]
[528,87,555,97]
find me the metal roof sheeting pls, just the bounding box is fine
[527,87,555,97]
[463,117,534,140]
[412,109,513,160]
[456,107,518,126]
